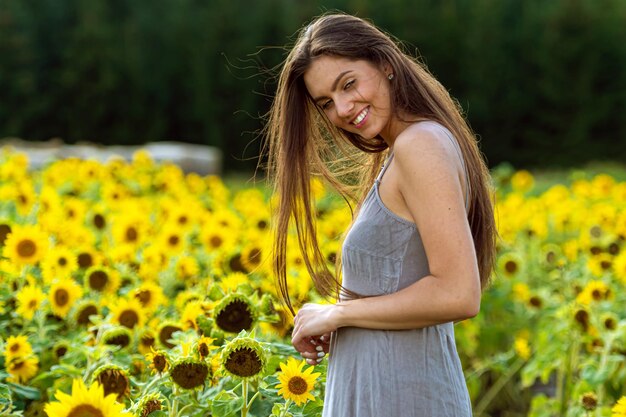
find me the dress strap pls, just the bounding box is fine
[375,151,395,184]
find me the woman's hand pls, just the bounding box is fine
[292,303,338,365]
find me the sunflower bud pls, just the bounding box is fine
[220,332,267,379]
[213,293,258,334]
[169,358,211,389]
[92,365,130,400]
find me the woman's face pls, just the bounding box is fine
[304,55,399,143]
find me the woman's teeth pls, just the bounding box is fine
[352,108,368,125]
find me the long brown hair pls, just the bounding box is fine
[263,13,496,314]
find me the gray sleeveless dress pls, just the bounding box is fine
[322,122,473,417]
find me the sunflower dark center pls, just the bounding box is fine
[55,346,68,358]
[10,344,19,352]
[178,215,188,225]
[210,236,223,248]
[93,214,106,229]
[229,254,245,273]
[140,400,162,417]
[247,248,262,266]
[77,253,93,268]
[600,260,612,270]
[159,325,182,348]
[591,289,602,300]
[119,310,139,329]
[0,224,11,246]
[104,333,130,348]
[168,235,180,246]
[224,347,262,378]
[10,359,25,371]
[153,354,167,372]
[170,361,209,389]
[140,335,155,347]
[77,305,98,325]
[605,318,616,330]
[89,271,109,290]
[215,300,253,333]
[54,289,69,306]
[288,376,308,395]
[126,227,138,242]
[95,369,129,400]
[17,239,36,257]
[67,404,105,417]
[504,260,518,274]
[256,219,268,230]
[28,299,38,308]
[57,256,67,266]
[575,310,589,331]
[199,343,210,357]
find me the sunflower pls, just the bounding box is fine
[220,333,267,379]
[199,220,237,253]
[276,357,321,406]
[496,252,523,278]
[510,170,534,193]
[581,392,598,411]
[196,336,218,359]
[146,347,169,374]
[181,300,204,330]
[156,224,187,254]
[15,284,46,320]
[109,297,146,329]
[240,241,267,273]
[3,224,49,266]
[41,245,79,283]
[138,328,157,355]
[101,327,133,349]
[576,280,611,305]
[613,397,626,417]
[169,358,211,390]
[174,255,200,281]
[133,281,166,312]
[84,265,120,294]
[53,341,70,361]
[157,321,184,349]
[44,378,131,417]
[75,245,102,269]
[73,300,100,327]
[6,355,39,383]
[3,335,34,360]
[213,293,258,334]
[14,181,36,216]
[134,392,163,417]
[0,221,12,246]
[92,365,130,400]
[111,214,150,248]
[49,277,84,318]
[219,272,249,293]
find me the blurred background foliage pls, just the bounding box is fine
[1,0,625,172]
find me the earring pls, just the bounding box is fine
[388,73,394,80]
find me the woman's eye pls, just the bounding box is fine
[322,100,333,110]
[344,80,355,90]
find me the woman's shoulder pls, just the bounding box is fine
[392,120,460,165]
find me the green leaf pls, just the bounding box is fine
[6,382,41,400]
[211,390,244,417]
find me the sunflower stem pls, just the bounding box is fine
[279,399,292,417]
[247,390,261,409]
[474,356,525,416]
[241,379,249,417]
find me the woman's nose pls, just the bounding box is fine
[335,97,354,119]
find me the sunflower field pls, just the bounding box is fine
[0,148,625,417]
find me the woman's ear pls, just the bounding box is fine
[382,61,393,76]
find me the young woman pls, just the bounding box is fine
[265,13,496,416]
